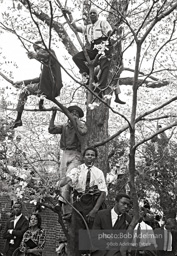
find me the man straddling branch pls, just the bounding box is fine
[56,147,107,256]
[13,40,63,129]
[63,6,125,104]
[48,105,87,217]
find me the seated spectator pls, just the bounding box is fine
[13,213,46,256]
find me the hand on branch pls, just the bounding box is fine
[61,8,74,24]
[13,81,23,88]
[27,51,37,59]
[61,8,71,16]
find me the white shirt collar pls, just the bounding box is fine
[14,213,22,221]
[111,208,122,226]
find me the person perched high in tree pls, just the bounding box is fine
[63,6,125,104]
[13,40,63,129]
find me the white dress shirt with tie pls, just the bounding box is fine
[66,163,108,195]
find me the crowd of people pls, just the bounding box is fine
[2,201,46,256]
[1,196,177,256]
[2,4,176,256]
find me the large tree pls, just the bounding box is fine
[1,0,177,255]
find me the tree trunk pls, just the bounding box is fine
[84,103,109,174]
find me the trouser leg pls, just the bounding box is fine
[16,89,28,114]
[58,150,82,215]
[98,57,111,90]
[61,151,82,215]
[72,49,98,74]
[16,83,39,118]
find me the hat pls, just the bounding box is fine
[67,105,84,118]
[89,7,98,15]
[33,40,43,48]
[34,40,43,45]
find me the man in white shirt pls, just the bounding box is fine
[3,201,28,256]
[57,147,107,255]
[63,6,125,104]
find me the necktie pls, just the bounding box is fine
[136,223,141,248]
[113,215,121,229]
[85,168,91,193]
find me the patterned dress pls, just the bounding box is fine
[19,228,46,256]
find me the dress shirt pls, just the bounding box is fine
[111,208,122,226]
[84,20,112,43]
[67,163,108,195]
[14,213,22,228]
[132,221,157,248]
[8,214,23,235]
[163,228,172,251]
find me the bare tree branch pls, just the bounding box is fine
[141,1,177,43]
[134,121,177,150]
[19,0,78,56]
[136,95,177,122]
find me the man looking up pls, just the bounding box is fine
[48,105,87,216]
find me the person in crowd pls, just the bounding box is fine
[63,6,125,104]
[91,193,131,256]
[13,213,46,256]
[13,40,63,128]
[155,218,177,256]
[56,147,107,256]
[3,201,29,256]
[48,105,87,216]
[131,207,157,256]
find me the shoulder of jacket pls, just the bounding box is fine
[125,213,132,223]
[98,208,110,215]
[21,215,28,221]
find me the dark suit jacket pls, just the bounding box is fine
[3,215,29,254]
[91,209,131,256]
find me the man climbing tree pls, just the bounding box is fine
[13,40,63,128]
[48,105,87,218]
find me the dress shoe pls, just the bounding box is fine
[39,99,45,110]
[114,96,126,104]
[39,103,45,110]
[13,120,22,129]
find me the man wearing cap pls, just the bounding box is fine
[12,41,63,129]
[48,105,87,215]
[63,6,125,104]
